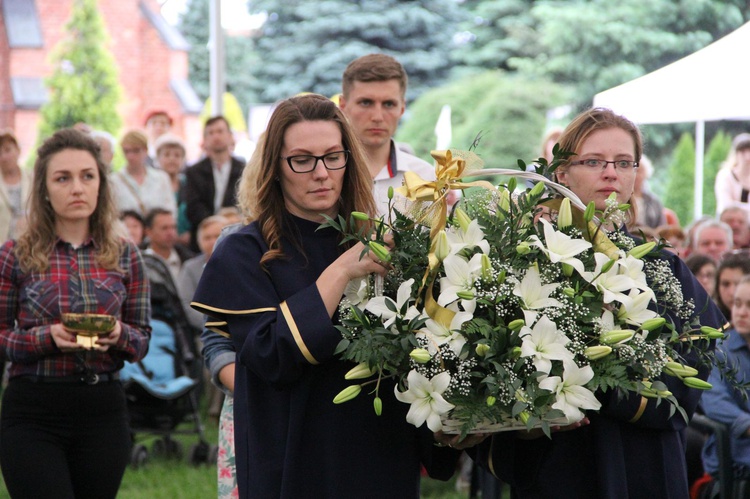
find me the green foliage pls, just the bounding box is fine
[703,131,732,216]
[179,0,258,109]
[396,71,570,168]
[246,0,466,102]
[37,0,122,140]
[663,133,697,226]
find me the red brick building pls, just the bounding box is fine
[0,0,203,162]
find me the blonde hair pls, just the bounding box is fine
[237,94,375,267]
[16,129,123,272]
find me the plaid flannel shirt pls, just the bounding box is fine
[0,237,151,379]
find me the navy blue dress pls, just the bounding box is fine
[473,247,726,499]
[192,215,459,498]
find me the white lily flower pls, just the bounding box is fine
[583,253,635,304]
[365,278,415,328]
[438,253,484,310]
[617,289,658,326]
[513,265,562,324]
[445,220,490,256]
[539,360,601,422]
[417,311,473,356]
[343,277,369,307]
[529,218,592,275]
[618,254,650,292]
[394,370,455,431]
[520,315,574,373]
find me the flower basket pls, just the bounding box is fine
[329,149,721,437]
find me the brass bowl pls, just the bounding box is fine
[61,313,116,336]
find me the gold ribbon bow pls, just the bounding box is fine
[396,150,496,329]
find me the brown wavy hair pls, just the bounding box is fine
[15,128,124,272]
[237,94,375,266]
[555,107,643,225]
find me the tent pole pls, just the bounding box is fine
[693,120,705,222]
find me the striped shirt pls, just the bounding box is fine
[0,237,151,379]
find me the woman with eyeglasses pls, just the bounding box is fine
[191,94,468,498]
[473,107,725,498]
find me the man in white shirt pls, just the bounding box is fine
[339,54,437,215]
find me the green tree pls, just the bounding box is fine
[396,71,569,170]
[508,0,746,103]
[38,0,122,139]
[663,133,697,225]
[179,0,258,109]
[703,130,732,216]
[246,0,466,102]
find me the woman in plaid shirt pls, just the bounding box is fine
[0,128,151,499]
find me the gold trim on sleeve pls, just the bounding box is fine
[280,301,319,365]
[629,396,648,423]
[487,435,499,479]
[190,301,277,315]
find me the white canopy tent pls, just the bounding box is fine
[593,21,750,220]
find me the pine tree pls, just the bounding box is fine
[38,0,122,139]
[703,131,732,216]
[663,133,697,225]
[246,0,466,102]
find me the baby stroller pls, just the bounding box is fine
[121,252,215,467]
[121,318,217,467]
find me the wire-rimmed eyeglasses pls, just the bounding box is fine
[569,159,639,171]
[282,150,350,173]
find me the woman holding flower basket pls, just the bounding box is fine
[191,94,468,498]
[469,108,726,498]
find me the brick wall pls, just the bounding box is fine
[1,0,199,162]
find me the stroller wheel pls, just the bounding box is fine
[188,442,209,465]
[131,444,149,468]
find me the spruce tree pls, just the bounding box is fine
[663,133,697,225]
[38,0,122,139]
[246,0,466,102]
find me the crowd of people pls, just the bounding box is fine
[0,52,749,499]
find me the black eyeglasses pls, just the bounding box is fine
[282,150,350,173]
[569,159,639,171]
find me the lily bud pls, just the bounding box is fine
[507,177,517,193]
[510,346,523,359]
[562,287,576,298]
[664,361,699,378]
[456,290,475,300]
[373,397,383,416]
[682,377,712,390]
[486,396,497,407]
[387,186,394,200]
[497,189,510,219]
[700,326,725,340]
[640,317,666,332]
[345,362,377,380]
[600,330,634,345]
[518,411,530,424]
[475,344,491,357]
[497,269,506,284]
[618,203,631,212]
[432,230,450,262]
[584,345,612,360]
[557,197,573,229]
[333,384,362,404]
[599,258,617,274]
[584,202,596,222]
[409,348,432,364]
[516,242,531,255]
[368,241,391,263]
[481,254,492,279]
[529,180,545,197]
[454,208,473,231]
[628,241,656,259]
[351,211,369,221]
[508,319,525,331]
[562,262,574,277]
